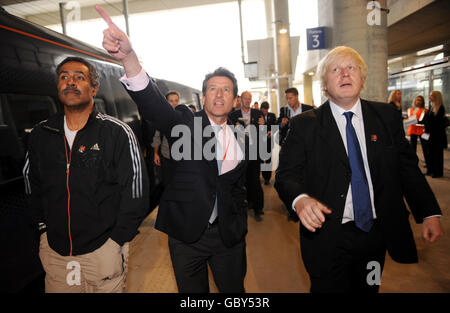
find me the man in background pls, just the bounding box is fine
[230,91,265,221]
[278,87,314,145]
[260,101,277,185]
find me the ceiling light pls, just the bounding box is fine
[417,45,443,56]
[388,57,402,64]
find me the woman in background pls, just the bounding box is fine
[407,96,429,166]
[388,89,403,113]
[424,91,447,178]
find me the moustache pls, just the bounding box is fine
[62,88,81,95]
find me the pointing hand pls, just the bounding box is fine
[96,5,133,60]
[96,5,142,77]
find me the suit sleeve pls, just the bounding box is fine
[274,117,308,211]
[229,110,239,125]
[276,107,286,125]
[124,77,188,137]
[389,106,442,222]
[110,126,149,246]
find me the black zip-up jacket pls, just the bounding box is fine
[24,109,149,256]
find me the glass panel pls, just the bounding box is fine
[399,71,430,111]
[431,66,450,113]
[7,94,57,150]
[94,98,107,114]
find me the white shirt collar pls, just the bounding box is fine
[207,116,227,128]
[329,98,362,120]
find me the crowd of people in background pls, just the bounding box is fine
[399,89,448,178]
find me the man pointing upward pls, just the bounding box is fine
[96,5,250,293]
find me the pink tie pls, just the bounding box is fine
[219,126,238,175]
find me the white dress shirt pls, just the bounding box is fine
[288,104,303,118]
[292,99,377,224]
[120,68,149,91]
[208,118,244,175]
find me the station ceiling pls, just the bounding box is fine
[388,0,450,56]
[2,0,450,57]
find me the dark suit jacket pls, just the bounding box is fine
[425,105,447,149]
[229,108,264,128]
[229,108,265,161]
[277,104,314,144]
[264,112,277,129]
[263,112,277,154]
[126,79,249,247]
[275,99,441,276]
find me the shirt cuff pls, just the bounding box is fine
[119,68,149,91]
[423,215,442,221]
[291,194,310,212]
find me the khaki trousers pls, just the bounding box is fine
[39,233,129,293]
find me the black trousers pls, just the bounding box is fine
[410,134,430,168]
[168,225,247,293]
[428,142,444,176]
[160,156,175,187]
[245,160,264,213]
[261,166,272,182]
[309,221,386,293]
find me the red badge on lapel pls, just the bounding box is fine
[371,134,377,142]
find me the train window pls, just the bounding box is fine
[6,94,57,149]
[0,95,25,183]
[94,98,107,114]
[192,92,201,110]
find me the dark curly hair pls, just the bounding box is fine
[56,56,100,88]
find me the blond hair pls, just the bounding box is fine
[317,46,368,96]
[430,90,443,113]
[388,89,401,104]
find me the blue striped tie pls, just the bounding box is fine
[343,112,373,232]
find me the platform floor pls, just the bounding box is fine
[126,145,450,293]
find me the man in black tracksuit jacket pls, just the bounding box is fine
[23,57,149,292]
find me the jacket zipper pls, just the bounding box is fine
[64,136,74,256]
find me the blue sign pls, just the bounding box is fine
[307,27,326,50]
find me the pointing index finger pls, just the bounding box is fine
[95,4,115,28]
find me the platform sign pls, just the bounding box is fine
[244,62,258,79]
[307,27,326,50]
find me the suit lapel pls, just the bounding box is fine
[317,101,350,170]
[361,100,381,185]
